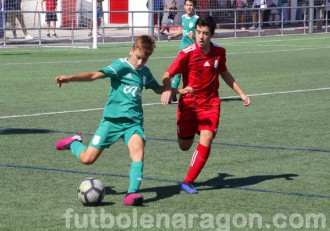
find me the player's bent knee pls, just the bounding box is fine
[179,145,191,151]
[80,156,96,165]
[178,138,194,151]
[79,150,100,165]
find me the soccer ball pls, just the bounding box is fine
[77,178,105,205]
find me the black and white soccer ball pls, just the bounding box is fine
[77,178,105,205]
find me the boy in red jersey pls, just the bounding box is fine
[161,15,251,194]
[42,0,58,37]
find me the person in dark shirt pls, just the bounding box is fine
[159,0,178,34]
[4,0,33,39]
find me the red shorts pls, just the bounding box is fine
[177,104,220,139]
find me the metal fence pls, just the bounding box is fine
[0,5,329,47]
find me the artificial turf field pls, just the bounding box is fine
[0,34,329,231]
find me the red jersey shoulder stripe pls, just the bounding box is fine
[182,43,196,53]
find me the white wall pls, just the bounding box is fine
[129,0,149,26]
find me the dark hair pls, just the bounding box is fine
[185,0,197,7]
[195,15,216,35]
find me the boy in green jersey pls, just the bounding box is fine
[55,35,164,206]
[167,0,198,103]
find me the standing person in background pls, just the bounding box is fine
[167,0,198,103]
[277,0,289,25]
[4,0,33,39]
[314,0,326,32]
[249,0,262,30]
[0,0,3,37]
[235,0,248,30]
[42,0,58,38]
[150,0,167,35]
[88,0,104,36]
[161,15,251,194]
[262,0,275,28]
[159,0,178,35]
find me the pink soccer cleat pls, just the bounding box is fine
[55,134,83,150]
[123,193,143,206]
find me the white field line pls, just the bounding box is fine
[1,87,329,120]
[1,44,330,66]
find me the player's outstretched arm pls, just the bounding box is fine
[175,86,194,95]
[220,70,251,106]
[55,71,104,88]
[161,71,173,105]
[168,28,183,40]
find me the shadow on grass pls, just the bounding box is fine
[0,53,32,56]
[135,173,298,204]
[196,173,299,190]
[83,201,116,207]
[0,128,54,135]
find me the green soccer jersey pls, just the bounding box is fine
[99,58,161,125]
[180,14,199,50]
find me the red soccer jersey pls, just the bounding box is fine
[167,42,227,107]
[45,0,57,11]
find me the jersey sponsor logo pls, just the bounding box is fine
[204,61,210,67]
[189,22,194,28]
[182,30,191,36]
[92,135,101,145]
[214,60,219,69]
[123,84,142,97]
[143,76,147,85]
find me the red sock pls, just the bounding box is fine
[184,143,211,183]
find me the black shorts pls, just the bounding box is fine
[45,12,57,22]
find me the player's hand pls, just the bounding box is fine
[241,94,251,106]
[178,86,194,95]
[55,76,70,88]
[167,35,174,40]
[188,32,194,39]
[161,90,172,105]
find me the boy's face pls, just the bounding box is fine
[129,47,150,69]
[184,1,195,15]
[195,24,212,51]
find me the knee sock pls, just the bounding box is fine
[171,74,181,89]
[70,141,87,159]
[184,143,211,183]
[127,161,144,194]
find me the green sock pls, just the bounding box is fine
[127,161,144,193]
[70,141,87,159]
[171,74,181,88]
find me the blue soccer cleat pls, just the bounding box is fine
[181,182,198,194]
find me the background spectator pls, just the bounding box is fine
[277,0,289,25]
[4,0,33,39]
[314,0,326,32]
[147,0,168,34]
[160,0,178,35]
[262,0,276,27]
[41,0,58,38]
[249,0,262,30]
[87,0,104,36]
[235,0,248,30]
